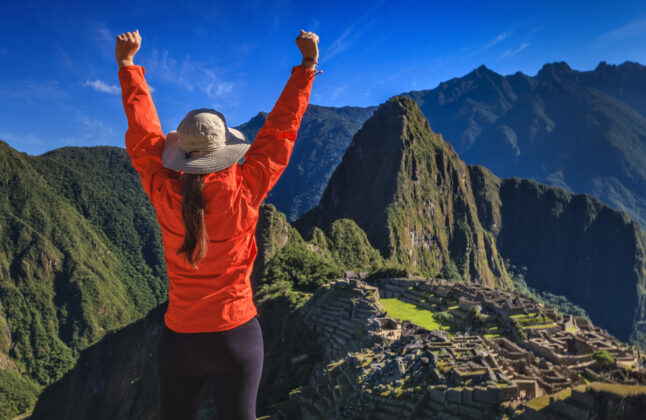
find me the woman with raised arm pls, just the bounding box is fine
[116,28,320,420]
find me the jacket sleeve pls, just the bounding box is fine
[118,65,166,201]
[240,65,317,208]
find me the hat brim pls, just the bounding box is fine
[162,127,251,174]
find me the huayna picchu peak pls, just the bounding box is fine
[294,96,511,288]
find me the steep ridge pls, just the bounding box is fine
[294,96,510,288]
[236,104,376,221]
[0,141,168,419]
[469,164,646,344]
[402,61,646,228]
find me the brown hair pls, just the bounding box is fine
[177,173,209,268]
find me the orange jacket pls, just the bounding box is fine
[118,64,317,332]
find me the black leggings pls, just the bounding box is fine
[155,315,264,420]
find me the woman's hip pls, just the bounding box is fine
[156,316,263,377]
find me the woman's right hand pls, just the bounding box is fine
[116,30,142,68]
[295,29,319,68]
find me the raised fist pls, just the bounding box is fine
[115,30,141,68]
[295,29,319,60]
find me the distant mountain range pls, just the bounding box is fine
[402,61,646,229]
[250,61,646,231]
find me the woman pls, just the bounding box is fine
[116,28,320,420]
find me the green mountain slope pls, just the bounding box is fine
[294,96,510,288]
[26,202,646,418]
[0,141,168,419]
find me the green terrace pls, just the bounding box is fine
[523,382,646,417]
[379,284,512,338]
[509,312,558,330]
[380,298,456,334]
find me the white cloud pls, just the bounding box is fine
[58,109,116,146]
[201,81,233,97]
[482,32,510,51]
[363,64,417,97]
[0,79,65,102]
[322,0,386,62]
[97,23,112,44]
[146,49,195,91]
[0,132,45,146]
[83,79,120,94]
[90,20,115,59]
[330,84,347,99]
[56,43,73,69]
[598,17,646,44]
[146,49,236,99]
[499,42,530,59]
[460,30,513,60]
[309,18,320,32]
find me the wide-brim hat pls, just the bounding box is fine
[162,108,251,174]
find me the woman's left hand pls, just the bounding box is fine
[116,30,141,69]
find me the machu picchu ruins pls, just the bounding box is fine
[270,272,646,419]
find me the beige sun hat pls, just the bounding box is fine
[162,108,251,174]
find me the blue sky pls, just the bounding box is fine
[2,0,646,155]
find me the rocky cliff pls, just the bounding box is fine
[469,164,646,344]
[294,96,510,288]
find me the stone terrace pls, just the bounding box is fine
[298,277,386,360]
[280,276,645,419]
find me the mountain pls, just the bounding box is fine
[234,61,646,232]
[469,164,646,345]
[402,61,646,229]
[294,95,646,345]
[294,96,511,288]
[235,104,377,222]
[0,141,168,419]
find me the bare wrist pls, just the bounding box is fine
[301,57,317,70]
[118,59,134,69]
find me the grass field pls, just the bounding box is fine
[526,387,572,411]
[524,323,558,330]
[588,382,646,396]
[380,298,454,332]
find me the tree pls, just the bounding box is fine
[590,350,615,380]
